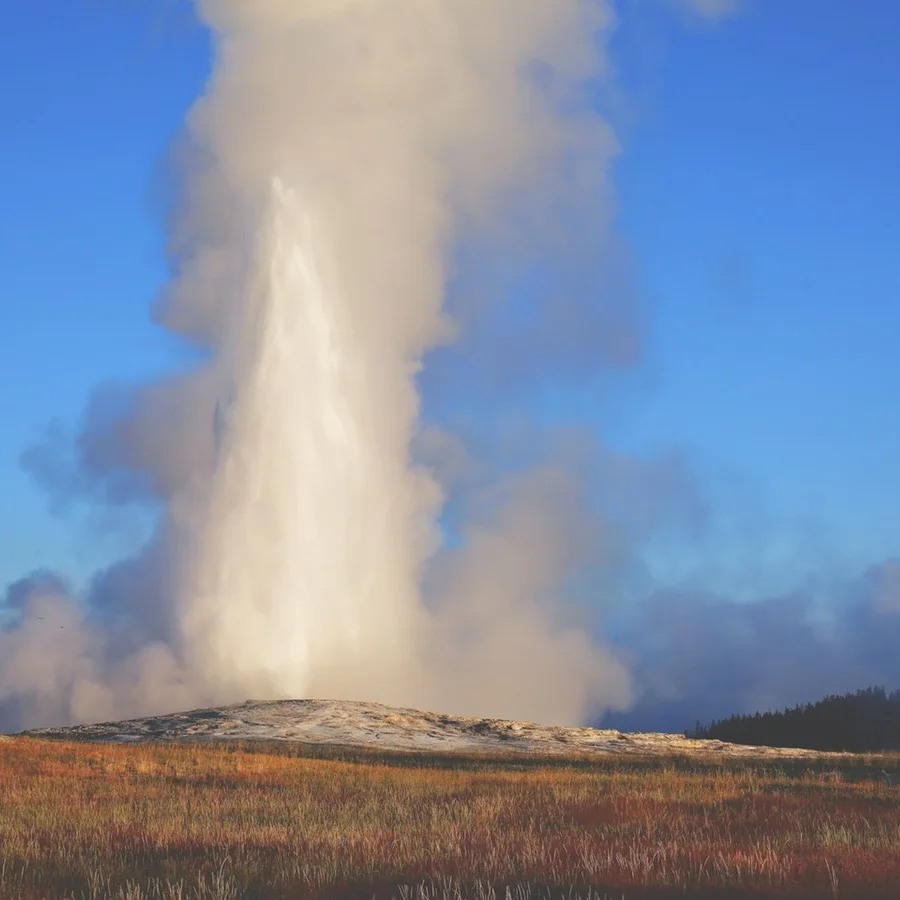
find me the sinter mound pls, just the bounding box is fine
[20,698,844,760]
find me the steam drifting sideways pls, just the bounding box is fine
[1,0,641,731]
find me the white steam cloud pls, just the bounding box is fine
[2,0,637,730]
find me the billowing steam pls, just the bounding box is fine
[1,0,642,731]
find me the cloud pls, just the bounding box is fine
[604,558,900,732]
[2,0,644,732]
[426,462,635,724]
[418,424,708,725]
[0,573,199,731]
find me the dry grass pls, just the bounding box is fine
[1,738,899,899]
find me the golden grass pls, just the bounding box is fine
[1,738,899,899]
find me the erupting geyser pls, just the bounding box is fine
[0,0,635,731]
[179,180,428,702]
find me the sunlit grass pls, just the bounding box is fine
[1,738,898,898]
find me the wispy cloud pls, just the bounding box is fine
[605,558,900,732]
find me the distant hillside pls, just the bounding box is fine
[688,686,900,752]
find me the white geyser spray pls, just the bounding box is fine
[178,180,431,704]
[0,0,634,729]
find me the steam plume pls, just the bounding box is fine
[2,0,636,730]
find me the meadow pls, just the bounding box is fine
[0,737,898,899]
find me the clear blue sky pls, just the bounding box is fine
[610,1,900,595]
[1,1,898,600]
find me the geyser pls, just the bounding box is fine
[178,179,427,703]
[1,0,635,731]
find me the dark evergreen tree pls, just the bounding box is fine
[688,686,900,752]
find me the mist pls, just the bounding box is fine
[0,0,642,731]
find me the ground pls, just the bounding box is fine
[3,700,899,899]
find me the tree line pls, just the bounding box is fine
[687,686,900,752]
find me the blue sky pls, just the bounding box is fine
[1,1,898,606]
[1,1,209,586]
[608,1,900,594]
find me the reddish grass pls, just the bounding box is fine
[0,738,898,899]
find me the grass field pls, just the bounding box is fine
[1,737,898,899]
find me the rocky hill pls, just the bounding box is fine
[22,698,843,760]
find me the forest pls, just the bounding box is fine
[689,686,900,752]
